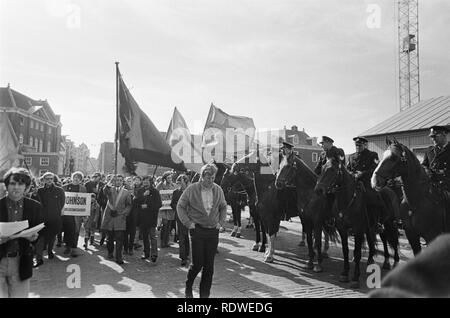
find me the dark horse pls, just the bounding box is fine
[221,167,268,252]
[275,153,336,272]
[232,150,287,263]
[371,138,450,255]
[314,157,379,288]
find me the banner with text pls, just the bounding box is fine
[159,189,174,211]
[63,192,91,216]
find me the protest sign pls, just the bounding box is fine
[63,192,91,216]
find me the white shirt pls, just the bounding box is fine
[201,187,213,216]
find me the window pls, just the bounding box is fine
[39,140,43,152]
[34,137,38,149]
[24,157,32,166]
[29,136,33,146]
[40,124,44,132]
[312,152,319,163]
[47,141,52,152]
[48,126,51,134]
[30,120,33,129]
[293,135,299,145]
[20,117,24,126]
[40,157,49,166]
[19,134,23,144]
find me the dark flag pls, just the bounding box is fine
[117,70,186,173]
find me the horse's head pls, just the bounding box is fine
[275,155,297,190]
[371,138,407,191]
[314,157,343,195]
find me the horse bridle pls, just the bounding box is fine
[374,144,407,181]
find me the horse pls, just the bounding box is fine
[275,153,336,272]
[371,138,450,255]
[315,157,378,288]
[232,150,299,263]
[220,167,268,252]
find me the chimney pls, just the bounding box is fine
[291,125,298,131]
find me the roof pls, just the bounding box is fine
[0,86,59,123]
[360,95,450,137]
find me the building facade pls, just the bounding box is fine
[360,95,450,162]
[0,84,63,177]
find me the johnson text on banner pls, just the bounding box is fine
[159,189,174,210]
[63,192,92,216]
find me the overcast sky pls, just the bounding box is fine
[1,0,450,158]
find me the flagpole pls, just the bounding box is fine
[114,61,120,175]
[152,165,158,179]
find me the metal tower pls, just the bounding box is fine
[398,0,420,111]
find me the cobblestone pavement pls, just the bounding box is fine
[29,208,414,298]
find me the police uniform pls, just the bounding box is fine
[278,141,299,219]
[347,137,379,188]
[422,126,450,192]
[314,136,346,176]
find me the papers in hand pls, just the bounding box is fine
[0,220,29,237]
[9,223,45,239]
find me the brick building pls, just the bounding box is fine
[0,84,64,177]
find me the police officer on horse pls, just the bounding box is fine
[278,141,299,220]
[422,126,450,197]
[347,136,384,232]
[314,136,345,176]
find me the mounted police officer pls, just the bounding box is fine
[347,136,384,232]
[278,141,298,220]
[314,136,346,176]
[422,126,450,196]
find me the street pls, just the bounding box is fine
[29,208,414,298]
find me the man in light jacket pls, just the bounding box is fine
[177,163,227,298]
[101,175,132,265]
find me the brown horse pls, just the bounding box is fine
[371,138,450,255]
[275,154,335,272]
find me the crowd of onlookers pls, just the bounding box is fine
[1,169,193,267]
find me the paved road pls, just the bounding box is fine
[29,208,414,298]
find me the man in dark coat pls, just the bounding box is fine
[347,137,384,232]
[0,168,42,298]
[314,136,346,176]
[134,176,161,262]
[422,126,450,193]
[33,172,65,267]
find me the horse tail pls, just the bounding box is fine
[322,222,339,244]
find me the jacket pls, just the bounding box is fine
[101,185,132,231]
[134,186,162,228]
[0,197,43,281]
[34,184,65,236]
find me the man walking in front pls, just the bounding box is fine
[177,163,227,298]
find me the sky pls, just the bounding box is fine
[1,0,450,158]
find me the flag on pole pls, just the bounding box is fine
[117,69,186,172]
[202,103,256,162]
[0,112,23,179]
[166,107,203,172]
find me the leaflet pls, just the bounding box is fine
[0,220,29,237]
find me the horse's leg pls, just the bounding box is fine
[322,231,330,258]
[339,229,350,282]
[260,221,267,253]
[380,232,391,270]
[264,234,276,263]
[405,227,422,256]
[306,224,315,270]
[252,208,261,251]
[366,230,376,266]
[350,233,363,289]
[313,225,323,272]
[299,216,306,247]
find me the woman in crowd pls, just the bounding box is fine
[171,174,190,266]
[156,171,176,248]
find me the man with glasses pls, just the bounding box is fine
[0,168,42,298]
[33,172,65,267]
[422,126,450,193]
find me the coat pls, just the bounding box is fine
[100,185,132,231]
[422,143,450,190]
[347,149,379,187]
[134,187,162,228]
[34,185,65,236]
[314,146,346,175]
[0,197,43,281]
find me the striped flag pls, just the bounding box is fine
[0,112,23,179]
